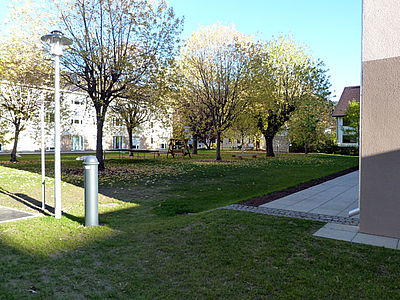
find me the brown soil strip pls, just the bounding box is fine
[240,166,359,207]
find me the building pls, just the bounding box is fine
[332,86,360,147]
[360,0,400,238]
[221,131,290,153]
[0,86,172,153]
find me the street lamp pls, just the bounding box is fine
[41,30,72,219]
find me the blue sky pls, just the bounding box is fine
[169,0,362,100]
[0,0,362,100]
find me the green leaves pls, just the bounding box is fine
[343,99,360,142]
[249,35,331,156]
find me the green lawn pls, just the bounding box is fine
[2,151,397,299]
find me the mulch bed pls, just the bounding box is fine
[240,166,359,207]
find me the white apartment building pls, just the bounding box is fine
[0,86,172,153]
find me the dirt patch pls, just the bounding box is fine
[240,166,359,207]
[0,160,36,165]
[64,167,136,176]
[193,159,239,164]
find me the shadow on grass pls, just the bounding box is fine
[0,187,53,216]
[0,187,84,224]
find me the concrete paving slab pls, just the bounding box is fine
[309,208,345,215]
[352,233,399,249]
[261,201,291,209]
[314,227,357,242]
[310,186,354,200]
[0,205,36,224]
[315,200,355,212]
[324,223,359,232]
[338,202,359,217]
[314,223,400,249]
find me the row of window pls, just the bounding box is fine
[112,136,167,149]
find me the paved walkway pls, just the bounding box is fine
[259,171,359,217]
[0,205,36,224]
[224,170,400,249]
[314,223,400,250]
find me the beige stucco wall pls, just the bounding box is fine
[362,0,400,62]
[360,0,400,238]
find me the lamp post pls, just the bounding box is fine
[41,30,72,219]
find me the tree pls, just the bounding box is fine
[58,0,182,170]
[0,42,51,161]
[110,85,162,154]
[252,36,331,157]
[343,99,360,144]
[288,95,335,154]
[0,0,53,161]
[178,24,254,160]
[0,107,9,147]
[227,110,258,153]
[173,94,214,154]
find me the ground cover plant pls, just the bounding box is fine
[2,151,398,298]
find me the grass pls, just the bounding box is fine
[2,150,397,299]
[0,151,358,216]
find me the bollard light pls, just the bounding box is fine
[41,31,72,219]
[77,156,99,226]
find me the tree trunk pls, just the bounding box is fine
[216,131,221,160]
[193,134,198,155]
[241,134,244,154]
[304,139,309,155]
[204,139,211,150]
[96,118,105,171]
[10,125,20,162]
[127,127,133,156]
[264,134,275,157]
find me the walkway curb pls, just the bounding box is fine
[223,204,359,226]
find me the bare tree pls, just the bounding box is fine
[58,0,182,170]
[110,91,156,153]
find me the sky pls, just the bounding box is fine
[0,0,362,100]
[169,0,362,101]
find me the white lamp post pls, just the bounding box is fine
[41,30,72,219]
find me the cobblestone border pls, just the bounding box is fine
[223,204,359,226]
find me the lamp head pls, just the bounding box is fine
[41,30,72,56]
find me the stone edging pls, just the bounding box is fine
[223,204,359,226]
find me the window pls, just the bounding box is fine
[151,137,154,144]
[73,99,82,105]
[112,118,123,126]
[71,119,82,125]
[72,136,84,151]
[343,134,357,144]
[113,136,124,149]
[0,143,2,152]
[46,112,55,123]
[132,136,140,149]
[160,143,166,149]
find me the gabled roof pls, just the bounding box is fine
[332,86,360,117]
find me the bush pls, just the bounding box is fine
[290,142,359,156]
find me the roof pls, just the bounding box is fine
[332,86,360,117]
